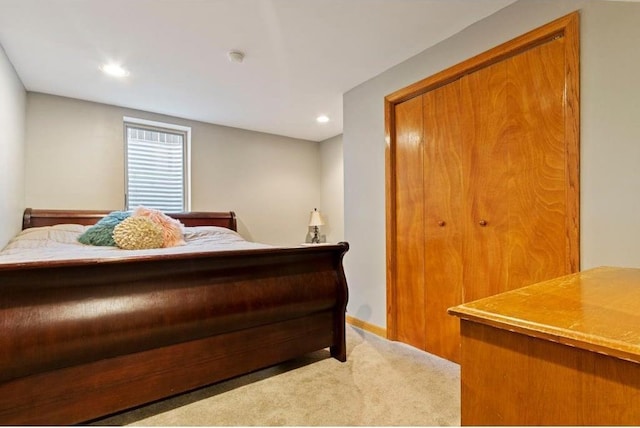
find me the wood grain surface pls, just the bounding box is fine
[393,95,426,349]
[385,12,580,361]
[423,81,464,362]
[450,266,640,362]
[460,60,510,303]
[451,267,640,425]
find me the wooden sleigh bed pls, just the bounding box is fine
[0,208,349,425]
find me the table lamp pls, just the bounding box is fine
[309,208,325,244]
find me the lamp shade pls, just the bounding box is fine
[309,208,324,227]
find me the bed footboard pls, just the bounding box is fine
[0,243,349,425]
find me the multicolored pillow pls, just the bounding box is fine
[132,206,185,247]
[77,210,131,246]
[112,216,164,250]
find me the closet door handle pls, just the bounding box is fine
[438,220,446,227]
[478,219,488,227]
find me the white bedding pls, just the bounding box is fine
[0,224,272,264]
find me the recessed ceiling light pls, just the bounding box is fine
[316,115,330,123]
[100,63,129,77]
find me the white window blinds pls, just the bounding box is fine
[125,123,188,212]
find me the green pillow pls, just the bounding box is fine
[78,211,131,246]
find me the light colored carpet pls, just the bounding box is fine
[93,325,460,426]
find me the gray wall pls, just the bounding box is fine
[25,93,324,246]
[0,44,25,248]
[343,0,640,329]
[320,134,344,243]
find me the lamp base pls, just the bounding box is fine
[311,226,320,244]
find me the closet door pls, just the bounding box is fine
[423,81,464,362]
[386,13,579,363]
[461,36,570,302]
[505,36,569,288]
[393,95,426,350]
[462,36,571,302]
[461,61,510,302]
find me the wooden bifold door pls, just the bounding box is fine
[385,13,579,363]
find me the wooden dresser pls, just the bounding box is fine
[448,266,640,426]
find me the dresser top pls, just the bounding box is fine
[448,266,640,363]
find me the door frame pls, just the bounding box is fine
[384,12,580,340]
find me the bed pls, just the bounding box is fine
[0,208,349,425]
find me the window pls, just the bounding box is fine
[124,117,191,212]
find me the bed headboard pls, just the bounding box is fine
[22,208,238,231]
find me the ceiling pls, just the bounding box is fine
[0,0,517,141]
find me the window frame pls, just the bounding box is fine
[123,116,192,212]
